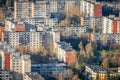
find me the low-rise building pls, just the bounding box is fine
[31,63,66,78]
[85,65,116,80]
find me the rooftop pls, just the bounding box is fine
[86,65,107,73]
[26,72,44,80]
[57,42,73,51]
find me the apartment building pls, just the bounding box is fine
[14,0,47,19]
[5,19,26,32]
[85,65,116,80]
[42,29,60,54]
[0,50,4,70]
[31,63,66,77]
[49,0,58,13]
[5,31,43,53]
[65,0,76,9]
[94,33,120,46]
[59,26,86,37]
[0,70,13,80]
[0,27,5,42]
[80,0,102,17]
[80,17,103,30]
[21,18,58,29]
[114,34,120,44]
[34,1,47,18]
[23,72,45,80]
[54,42,77,63]
[14,0,34,19]
[11,53,31,74]
[5,19,15,31]
[0,42,31,74]
[0,43,14,71]
[102,16,120,34]
[0,55,2,69]
[57,0,65,12]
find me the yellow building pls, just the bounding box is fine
[85,65,116,80]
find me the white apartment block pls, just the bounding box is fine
[54,42,73,62]
[21,18,58,28]
[72,27,86,34]
[54,42,66,62]
[14,0,47,19]
[102,17,113,34]
[34,1,47,18]
[65,0,75,8]
[80,0,94,17]
[0,42,31,74]
[11,53,31,74]
[14,0,34,19]
[102,16,120,34]
[6,31,42,53]
[113,34,120,44]
[49,1,58,13]
[5,19,15,31]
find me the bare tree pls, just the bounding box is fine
[102,58,109,70]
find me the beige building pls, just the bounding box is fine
[14,0,47,19]
[0,42,31,74]
[6,31,42,53]
[85,65,116,80]
[11,53,31,74]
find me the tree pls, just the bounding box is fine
[102,58,109,70]
[58,73,64,80]
[36,44,47,56]
[50,37,55,56]
[59,5,86,27]
[17,45,24,54]
[85,42,94,58]
[100,50,107,60]
[65,69,73,80]
[118,57,120,66]
[70,15,80,26]
[78,41,86,56]
[75,60,80,70]
[72,74,80,80]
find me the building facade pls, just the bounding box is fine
[0,42,31,74]
[11,53,31,74]
[31,63,66,77]
[102,16,120,34]
[5,31,43,53]
[55,42,77,63]
[85,65,116,80]
[0,70,13,80]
